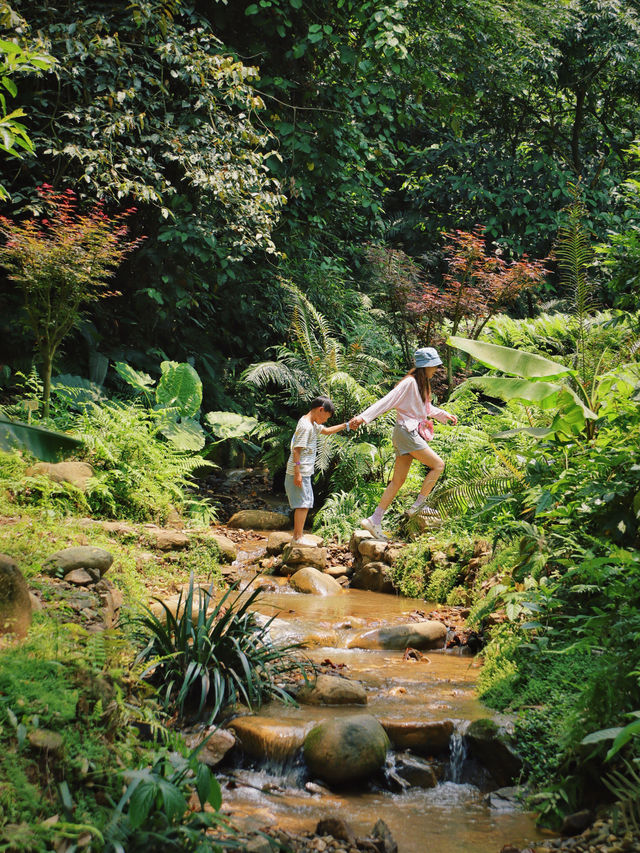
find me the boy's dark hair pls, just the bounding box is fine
[309,396,335,415]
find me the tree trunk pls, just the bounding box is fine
[571,88,585,174]
[41,350,52,419]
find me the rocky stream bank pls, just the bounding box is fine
[1,466,636,853]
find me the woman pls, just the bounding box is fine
[350,346,457,540]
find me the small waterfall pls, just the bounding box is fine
[447,722,469,783]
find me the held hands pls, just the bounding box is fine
[348,416,364,430]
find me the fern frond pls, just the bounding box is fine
[424,474,522,518]
[604,759,640,834]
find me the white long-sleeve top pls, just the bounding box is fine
[357,375,451,431]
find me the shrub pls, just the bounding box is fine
[132,575,314,723]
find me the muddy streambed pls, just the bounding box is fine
[214,535,546,853]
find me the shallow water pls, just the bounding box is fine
[219,540,545,853]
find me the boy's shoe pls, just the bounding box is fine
[361,518,389,541]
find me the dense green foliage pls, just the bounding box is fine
[1,0,640,839]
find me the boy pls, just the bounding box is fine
[285,396,351,545]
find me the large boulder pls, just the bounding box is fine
[229,715,311,762]
[290,567,343,596]
[44,546,113,581]
[297,674,367,706]
[0,554,32,638]
[303,714,389,785]
[227,510,290,530]
[465,718,522,787]
[26,461,93,491]
[380,719,453,755]
[347,620,447,651]
[351,561,395,594]
[281,543,327,572]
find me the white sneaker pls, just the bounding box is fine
[405,503,423,517]
[291,535,316,547]
[361,518,389,542]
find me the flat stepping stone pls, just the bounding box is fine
[346,620,447,650]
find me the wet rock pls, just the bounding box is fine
[560,809,593,837]
[380,719,453,755]
[324,565,349,578]
[27,729,63,755]
[266,531,293,554]
[281,543,327,572]
[349,528,373,556]
[392,752,438,788]
[358,540,388,561]
[227,510,290,530]
[350,561,395,594]
[229,715,311,762]
[347,620,447,651]
[183,727,236,767]
[484,786,525,811]
[26,461,93,491]
[297,674,367,706]
[44,546,114,580]
[65,568,94,586]
[290,567,343,596]
[371,818,398,853]
[316,818,357,846]
[465,718,522,786]
[0,554,31,638]
[303,713,389,785]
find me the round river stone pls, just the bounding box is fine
[303,713,389,785]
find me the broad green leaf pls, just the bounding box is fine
[581,727,624,746]
[0,415,82,462]
[158,417,206,451]
[157,362,202,417]
[51,374,104,407]
[205,411,258,440]
[454,376,564,408]
[448,336,573,379]
[157,778,187,822]
[127,782,155,828]
[114,362,154,394]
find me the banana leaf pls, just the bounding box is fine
[0,416,82,461]
[448,336,574,379]
[455,376,597,419]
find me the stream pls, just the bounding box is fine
[214,536,546,853]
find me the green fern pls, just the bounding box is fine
[554,183,597,384]
[421,473,522,518]
[604,759,640,834]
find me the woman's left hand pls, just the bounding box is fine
[446,413,458,425]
